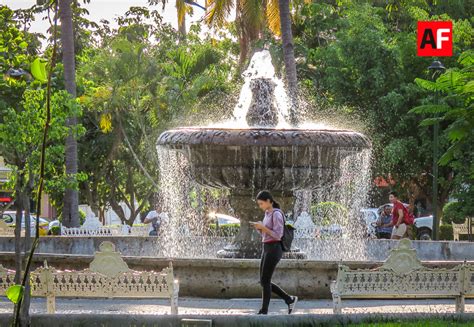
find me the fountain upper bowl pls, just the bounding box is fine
[157,127,371,148]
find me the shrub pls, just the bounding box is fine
[79,210,86,225]
[442,202,465,225]
[439,224,453,241]
[208,223,239,237]
[50,225,61,235]
[310,201,348,226]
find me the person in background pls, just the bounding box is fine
[389,191,408,239]
[144,200,169,236]
[375,205,393,239]
[251,190,298,315]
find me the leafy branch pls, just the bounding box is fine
[9,1,59,325]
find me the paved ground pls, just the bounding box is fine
[0,297,473,315]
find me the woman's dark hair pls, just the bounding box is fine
[256,190,280,209]
[389,191,398,198]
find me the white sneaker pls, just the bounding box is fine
[287,296,298,314]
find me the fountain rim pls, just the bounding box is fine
[157,126,371,148]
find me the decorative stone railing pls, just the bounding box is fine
[61,225,149,236]
[330,238,470,314]
[0,241,179,314]
[60,226,120,236]
[119,225,149,236]
[453,219,474,241]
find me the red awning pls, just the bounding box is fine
[374,176,396,187]
[0,197,12,203]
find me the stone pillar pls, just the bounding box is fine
[217,191,299,258]
[217,192,262,258]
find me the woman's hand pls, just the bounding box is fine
[252,222,264,230]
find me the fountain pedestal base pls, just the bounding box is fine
[216,192,306,259]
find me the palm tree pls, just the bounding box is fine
[277,0,298,125]
[205,0,280,67]
[149,0,205,37]
[59,0,80,227]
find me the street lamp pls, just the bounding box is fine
[428,60,445,240]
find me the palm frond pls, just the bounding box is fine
[409,104,451,115]
[439,143,460,166]
[266,0,280,36]
[459,49,474,67]
[418,117,443,127]
[176,0,186,28]
[205,0,234,28]
[239,0,265,37]
[414,78,438,92]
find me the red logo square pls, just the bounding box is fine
[417,21,453,57]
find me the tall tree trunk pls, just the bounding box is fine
[178,12,186,37]
[278,0,299,126]
[13,171,23,322]
[20,190,31,325]
[13,172,24,285]
[235,1,249,70]
[60,0,79,227]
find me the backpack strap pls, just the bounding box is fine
[271,208,286,223]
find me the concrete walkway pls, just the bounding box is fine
[1,297,473,315]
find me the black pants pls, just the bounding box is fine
[259,242,291,312]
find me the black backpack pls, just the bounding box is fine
[274,209,295,252]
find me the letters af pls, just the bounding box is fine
[417,21,453,57]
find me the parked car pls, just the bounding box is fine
[214,213,240,226]
[0,211,50,235]
[414,215,433,240]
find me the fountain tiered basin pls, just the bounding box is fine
[157,127,370,191]
[157,127,370,257]
[157,50,371,258]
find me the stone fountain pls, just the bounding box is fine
[157,50,370,258]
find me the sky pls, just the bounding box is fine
[1,0,207,35]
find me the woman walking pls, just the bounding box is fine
[251,190,298,315]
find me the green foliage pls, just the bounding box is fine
[208,223,240,237]
[411,50,474,168]
[50,225,61,235]
[75,8,236,223]
[311,202,347,226]
[442,202,466,225]
[295,0,473,213]
[439,224,454,241]
[30,58,48,83]
[6,285,24,304]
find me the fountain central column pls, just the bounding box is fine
[217,191,296,258]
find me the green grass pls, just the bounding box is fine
[350,322,474,327]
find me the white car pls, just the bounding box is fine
[215,213,240,226]
[414,215,433,240]
[1,211,49,226]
